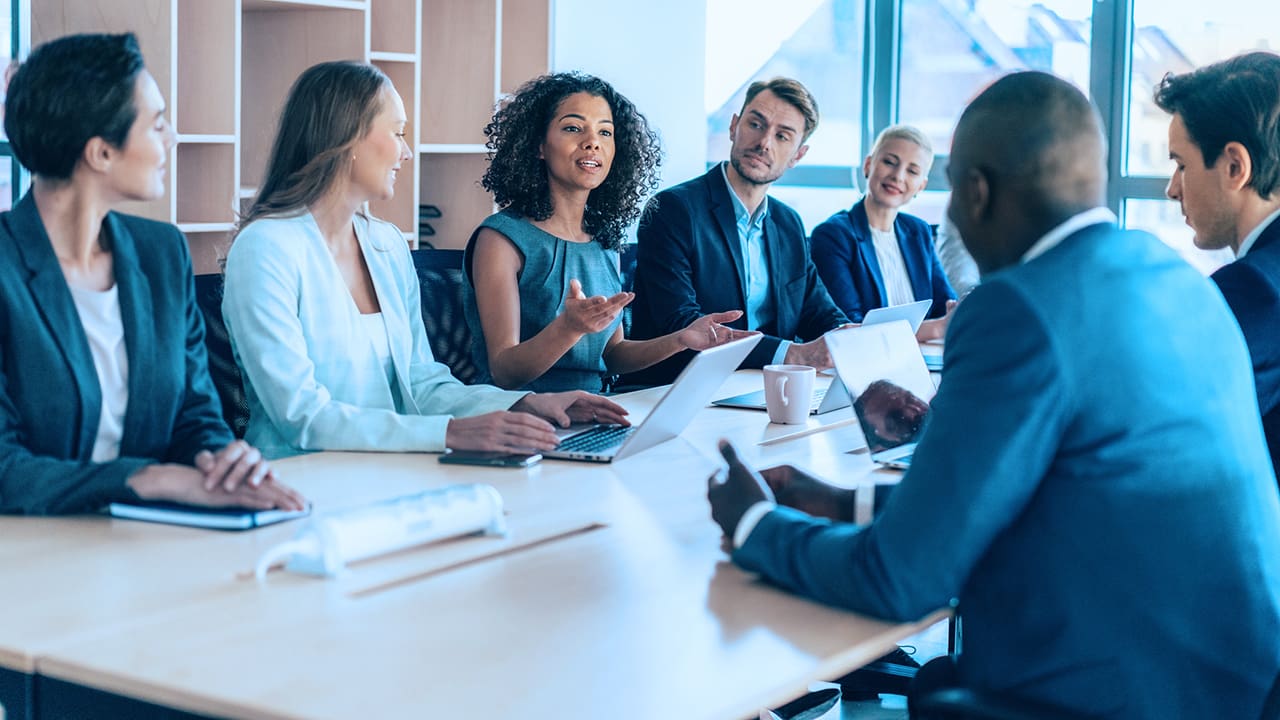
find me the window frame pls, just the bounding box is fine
[751,0,1176,223]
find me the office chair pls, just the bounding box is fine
[193,273,250,439]
[411,248,481,384]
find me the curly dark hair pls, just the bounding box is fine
[482,72,662,250]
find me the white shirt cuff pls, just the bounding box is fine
[734,500,777,549]
[770,341,790,366]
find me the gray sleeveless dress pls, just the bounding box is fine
[463,211,622,393]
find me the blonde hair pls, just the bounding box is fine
[869,124,934,168]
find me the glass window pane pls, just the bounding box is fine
[899,0,1093,157]
[705,0,864,169]
[1124,198,1232,275]
[1127,1,1280,176]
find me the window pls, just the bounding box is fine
[0,0,19,211]
[705,0,865,229]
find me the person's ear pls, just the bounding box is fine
[728,112,740,140]
[917,176,929,196]
[862,154,872,179]
[959,166,990,223]
[80,137,114,175]
[1220,141,1253,192]
[787,143,809,168]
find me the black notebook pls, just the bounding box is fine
[106,501,310,531]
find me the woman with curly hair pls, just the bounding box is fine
[464,72,753,392]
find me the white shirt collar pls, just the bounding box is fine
[1021,207,1118,264]
[1236,205,1280,259]
[719,161,768,227]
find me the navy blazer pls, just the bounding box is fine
[629,166,847,382]
[0,193,232,514]
[735,222,1280,718]
[1213,214,1280,475]
[809,199,955,322]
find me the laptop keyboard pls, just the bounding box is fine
[808,388,828,411]
[556,425,635,453]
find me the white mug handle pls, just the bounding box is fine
[777,375,789,406]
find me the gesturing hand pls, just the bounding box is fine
[707,440,775,547]
[445,411,562,453]
[677,310,758,351]
[559,278,633,335]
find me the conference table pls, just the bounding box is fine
[0,370,946,720]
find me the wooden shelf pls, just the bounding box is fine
[418,143,488,154]
[185,230,234,275]
[242,0,367,11]
[369,51,416,63]
[176,135,237,144]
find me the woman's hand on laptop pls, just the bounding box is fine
[446,411,562,453]
[510,391,630,429]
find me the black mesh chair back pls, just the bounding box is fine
[412,248,480,384]
[193,273,250,438]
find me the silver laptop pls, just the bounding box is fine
[861,299,932,333]
[544,335,762,463]
[710,300,930,414]
[711,368,851,414]
[825,321,936,470]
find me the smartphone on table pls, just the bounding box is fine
[438,450,542,468]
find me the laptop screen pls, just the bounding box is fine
[825,322,936,456]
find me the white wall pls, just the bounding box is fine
[552,0,707,193]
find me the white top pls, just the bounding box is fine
[69,284,129,462]
[1238,205,1280,259]
[870,226,916,307]
[360,312,395,390]
[1021,207,1117,264]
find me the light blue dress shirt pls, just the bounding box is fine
[720,162,789,364]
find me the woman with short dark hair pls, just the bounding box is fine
[0,32,303,514]
[465,72,752,392]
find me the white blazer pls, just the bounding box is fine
[223,212,524,458]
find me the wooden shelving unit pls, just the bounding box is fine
[31,0,550,271]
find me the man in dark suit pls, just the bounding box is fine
[707,71,1280,718]
[629,77,847,383]
[1157,51,1280,476]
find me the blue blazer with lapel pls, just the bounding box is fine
[809,199,955,322]
[629,166,847,383]
[1213,215,1280,475]
[735,222,1280,718]
[0,193,232,514]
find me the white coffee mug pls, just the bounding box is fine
[762,364,815,424]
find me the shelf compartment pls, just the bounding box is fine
[176,143,237,225]
[185,230,235,275]
[418,152,492,249]
[500,0,549,94]
[176,0,237,136]
[370,60,420,235]
[421,0,495,145]
[371,0,417,55]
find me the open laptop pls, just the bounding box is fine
[825,321,936,470]
[544,335,762,463]
[861,299,932,333]
[710,299,931,414]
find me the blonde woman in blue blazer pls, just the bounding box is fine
[225,62,628,459]
[0,33,303,514]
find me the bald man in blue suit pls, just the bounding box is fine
[708,72,1280,718]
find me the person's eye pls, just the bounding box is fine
[563,125,581,133]
[749,121,762,130]
[599,129,612,137]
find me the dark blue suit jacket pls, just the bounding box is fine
[809,199,955,322]
[630,166,847,383]
[1213,214,1280,475]
[735,222,1280,718]
[0,193,232,514]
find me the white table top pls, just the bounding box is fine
[2,371,939,719]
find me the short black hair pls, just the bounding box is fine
[1154,51,1280,199]
[481,72,662,251]
[4,33,146,180]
